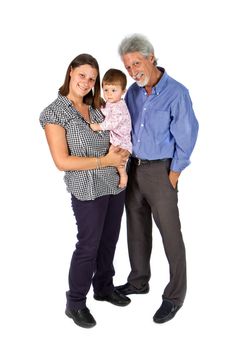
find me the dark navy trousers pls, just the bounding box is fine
[66,190,125,310]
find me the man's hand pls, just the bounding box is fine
[169,170,180,189]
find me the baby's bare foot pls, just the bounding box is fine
[118,174,128,188]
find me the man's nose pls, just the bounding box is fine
[131,66,138,77]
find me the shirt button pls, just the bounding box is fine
[141,124,144,127]
[137,139,140,142]
[157,92,159,96]
[143,107,147,111]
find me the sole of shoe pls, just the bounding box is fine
[94,295,131,306]
[117,288,149,295]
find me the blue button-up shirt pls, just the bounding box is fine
[125,68,199,172]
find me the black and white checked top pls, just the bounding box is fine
[40,94,122,201]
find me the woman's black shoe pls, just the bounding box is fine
[65,307,96,328]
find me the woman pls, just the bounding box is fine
[40,54,130,329]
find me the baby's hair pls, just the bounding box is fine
[102,69,127,90]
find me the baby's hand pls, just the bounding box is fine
[90,123,101,132]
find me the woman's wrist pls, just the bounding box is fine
[96,156,106,169]
[100,155,107,167]
[96,157,102,169]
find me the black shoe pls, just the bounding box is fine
[65,307,96,328]
[153,300,181,324]
[94,289,131,306]
[116,282,149,295]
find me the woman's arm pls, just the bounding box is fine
[44,124,128,171]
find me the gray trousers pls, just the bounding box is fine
[125,158,186,306]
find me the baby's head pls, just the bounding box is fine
[102,69,127,103]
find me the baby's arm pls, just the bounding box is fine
[98,107,122,131]
[90,104,123,132]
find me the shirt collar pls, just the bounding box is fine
[154,67,168,94]
[141,67,168,95]
[57,93,94,118]
[58,93,73,108]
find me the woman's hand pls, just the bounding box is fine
[103,146,129,168]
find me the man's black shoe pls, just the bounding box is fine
[65,307,96,328]
[94,289,131,306]
[116,282,149,295]
[153,300,182,324]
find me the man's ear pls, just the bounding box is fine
[149,53,155,64]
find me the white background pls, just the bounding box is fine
[0,0,232,349]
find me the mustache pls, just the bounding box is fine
[133,72,144,79]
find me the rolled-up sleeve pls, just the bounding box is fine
[170,91,199,172]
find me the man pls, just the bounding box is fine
[116,34,199,323]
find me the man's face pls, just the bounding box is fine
[122,52,155,87]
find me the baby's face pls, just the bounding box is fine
[102,83,125,103]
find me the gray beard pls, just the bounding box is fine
[136,76,149,87]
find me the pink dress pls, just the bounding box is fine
[100,100,132,153]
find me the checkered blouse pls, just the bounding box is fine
[40,94,122,200]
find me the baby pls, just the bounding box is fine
[90,68,132,188]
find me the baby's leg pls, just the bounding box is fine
[117,165,128,188]
[109,144,129,188]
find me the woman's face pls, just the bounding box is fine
[69,64,98,98]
